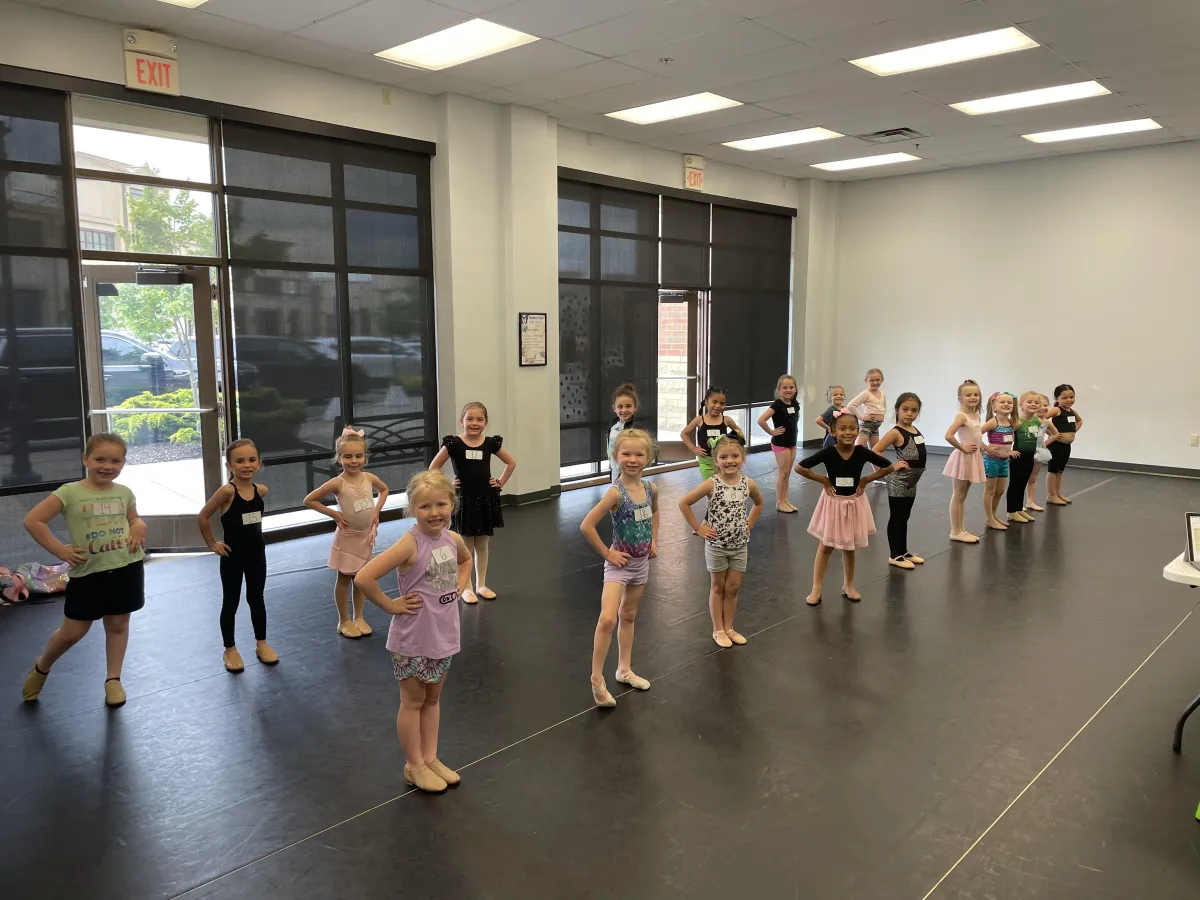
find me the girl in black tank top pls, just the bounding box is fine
[198,439,275,674]
[872,393,927,570]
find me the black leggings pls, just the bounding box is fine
[887,496,914,559]
[1006,451,1036,513]
[1047,440,1072,474]
[220,551,267,648]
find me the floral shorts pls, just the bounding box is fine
[390,653,453,684]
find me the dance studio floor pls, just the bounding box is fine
[2,455,1200,899]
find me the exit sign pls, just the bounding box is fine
[683,153,705,192]
[124,50,180,96]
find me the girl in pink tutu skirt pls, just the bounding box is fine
[794,413,907,606]
[305,427,389,638]
[943,380,985,544]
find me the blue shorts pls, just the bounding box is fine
[984,456,1010,478]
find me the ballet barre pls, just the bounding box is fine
[1164,554,1200,754]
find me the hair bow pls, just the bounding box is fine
[831,407,852,419]
[341,427,365,437]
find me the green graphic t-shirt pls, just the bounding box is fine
[52,482,144,578]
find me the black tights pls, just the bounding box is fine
[220,552,267,648]
[1007,452,1036,514]
[887,496,914,559]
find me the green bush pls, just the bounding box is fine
[112,390,200,445]
[239,387,308,452]
[399,374,423,394]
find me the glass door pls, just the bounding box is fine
[655,290,705,462]
[80,262,222,548]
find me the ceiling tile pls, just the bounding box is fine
[195,0,363,33]
[447,39,600,86]
[889,48,1080,101]
[560,74,704,113]
[703,0,825,16]
[488,0,673,39]
[1137,103,1200,125]
[755,0,974,44]
[674,115,818,145]
[170,12,287,52]
[757,79,913,116]
[980,0,1125,23]
[801,1,1015,62]
[615,21,796,75]
[505,60,652,101]
[987,101,1150,135]
[51,0,185,29]
[663,103,784,135]
[1044,130,1181,157]
[722,60,875,103]
[257,34,360,69]
[433,0,523,11]
[295,0,469,52]
[324,54,432,85]
[554,1,742,57]
[472,86,547,106]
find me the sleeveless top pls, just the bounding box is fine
[385,526,461,659]
[887,428,926,499]
[220,484,265,556]
[952,415,982,452]
[334,475,376,531]
[442,434,502,496]
[986,422,1015,449]
[707,474,750,551]
[1052,407,1078,434]
[611,478,653,559]
[694,416,731,452]
[1014,417,1040,454]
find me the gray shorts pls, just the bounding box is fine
[704,543,748,573]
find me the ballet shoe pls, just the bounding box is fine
[950,532,980,544]
[22,663,48,702]
[426,758,460,786]
[1047,498,1068,506]
[255,643,279,665]
[725,628,747,645]
[1026,502,1044,512]
[888,557,916,570]
[404,764,447,793]
[476,587,497,600]
[986,519,1008,531]
[904,553,925,565]
[713,630,733,648]
[591,678,616,707]
[806,591,822,607]
[223,647,245,673]
[104,678,126,708]
[353,617,373,637]
[615,670,650,691]
[337,619,361,639]
[840,586,862,602]
[461,590,479,605]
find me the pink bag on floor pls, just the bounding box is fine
[17,561,71,594]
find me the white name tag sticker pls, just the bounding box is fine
[706,429,721,437]
[835,477,853,488]
[431,544,455,564]
[785,407,795,415]
[634,505,653,521]
[465,449,483,460]
[241,511,262,525]
[1002,434,1013,443]
[914,436,925,444]
[1067,415,1076,423]
[353,498,373,512]
[729,489,746,503]
[90,501,121,516]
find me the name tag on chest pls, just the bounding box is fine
[1067,416,1076,424]
[465,449,483,460]
[785,407,795,415]
[241,511,262,526]
[727,488,746,503]
[633,505,653,522]
[706,429,721,438]
[353,498,373,512]
[1002,434,1013,443]
[914,436,925,444]
[90,501,121,516]
[835,477,854,488]
[431,545,455,565]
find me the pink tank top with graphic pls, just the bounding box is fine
[385,527,461,659]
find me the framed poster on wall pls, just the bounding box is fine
[519,312,548,367]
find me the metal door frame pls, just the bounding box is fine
[655,289,703,463]
[80,263,222,549]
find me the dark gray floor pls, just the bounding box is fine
[2,456,1199,900]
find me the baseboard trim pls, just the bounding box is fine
[501,485,561,505]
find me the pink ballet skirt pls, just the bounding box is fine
[329,523,376,574]
[807,492,875,551]
[942,449,985,483]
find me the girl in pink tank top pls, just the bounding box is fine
[354,471,469,795]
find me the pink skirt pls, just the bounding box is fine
[807,492,875,551]
[328,525,376,574]
[942,449,985,483]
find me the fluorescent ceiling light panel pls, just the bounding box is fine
[952,81,1110,115]
[1023,117,1161,143]
[606,93,742,125]
[812,152,921,172]
[375,19,538,71]
[155,0,209,7]
[850,27,1038,76]
[723,127,843,151]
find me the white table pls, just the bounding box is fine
[1164,553,1200,753]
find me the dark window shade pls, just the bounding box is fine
[751,291,790,401]
[2,172,67,249]
[598,187,657,235]
[600,236,656,283]
[227,196,335,264]
[344,165,417,208]
[662,196,709,242]
[712,206,791,251]
[709,291,752,405]
[558,181,591,228]
[558,231,590,278]
[600,285,658,430]
[345,208,420,269]
[661,241,707,288]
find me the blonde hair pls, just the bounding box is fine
[335,426,368,459]
[611,427,654,460]
[711,435,746,459]
[405,470,457,514]
[986,392,1016,424]
[826,384,844,403]
[957,379,981,410]
[85,432,126,457]
[1018,391,1040,413]
[774,374,797,399]
[459,401,488,423]
[865,367,884,380]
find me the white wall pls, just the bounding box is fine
[830,142,1200,470]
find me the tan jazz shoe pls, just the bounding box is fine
[426,758,461,786]
[223,647,245,673]
[22,663,48,702]
[404,764,448,793]
[255,643,279,665]
[337,619,361,639]
[104,678,127,708]
[725,628,747,646]
[353,617,373,637]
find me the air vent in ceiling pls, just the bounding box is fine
[854,127,926,144]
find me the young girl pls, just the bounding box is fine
[680,386,746,481]
[872,393,927,570]
[197,438,276,673]
[581,428,658,707]
[943,379,986,544]
[304,427,389,639]
[1007,393,1044,524]
[678,437,764,647]
[21,434,147,707]
[848,368,887,456]
[608,383,646,479]
[430,402,516,604]
[1025,393,1054,512]
[795,415,904,605]
[815,384,846,449]
[981,392,1019,532]
[354,471,472,794]
[1045,384,1082,505]
[757,374,800,514]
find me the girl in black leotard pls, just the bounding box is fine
[198,439,276,674]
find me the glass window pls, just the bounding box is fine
[0,255,84,486]
[750,404,773,446]
[3,172,67,249]
[558,196,589,228]
[72,96,212,183]
[80,228,116,252]
[229,268,340,457]
[0,115,61,165]
[227,196,334,264]
[224,147,331,197]
[600,236,656,282]
[344,165,417,207]
[76,180,216,257]
[101,332,148,366]
[558,232,590,278]
[345,209,420,269]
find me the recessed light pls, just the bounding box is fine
[375,19,538,71]
[155,0,209,7]
[812,152,921,172]
[850,27,1038,77]
[1023,117,1162,143]
[606,93,742,125]
[952,81,1110,115]
[723,127,843,151]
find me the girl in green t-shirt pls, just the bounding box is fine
[21,433,147,709]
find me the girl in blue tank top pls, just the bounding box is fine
[580,428,658,708]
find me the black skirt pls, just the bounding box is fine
[63,561,146,621]
[453,488,504,537]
